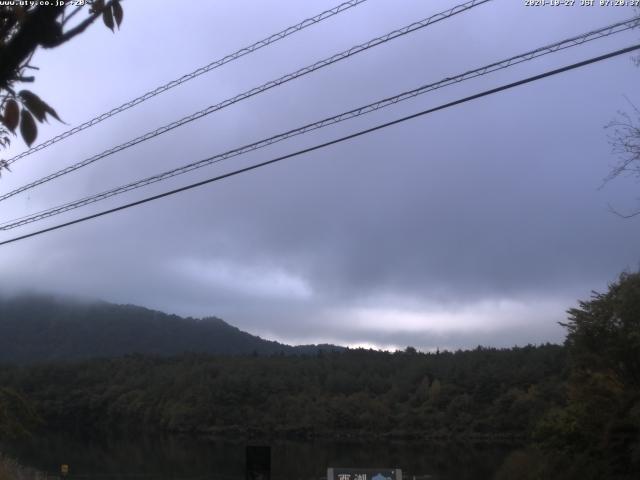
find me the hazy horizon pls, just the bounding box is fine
[0,288,571,352]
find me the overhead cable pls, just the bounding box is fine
[0,0,493,202]
[1,16,637,231]
[1,43,638,247]
[3,0,371,166]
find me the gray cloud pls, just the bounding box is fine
[1,0,639,350]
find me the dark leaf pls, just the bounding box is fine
[112,0,123,28]
[43,102,62,123]
[13,7,25,24]
[102,5,114,31]
[19,110,37,146]
[2,99,19,132]
[19,90,46,122]
[90,0,105,14]
[19,90,62,123]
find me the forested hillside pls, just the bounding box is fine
[0,345,566,438]
[0,295,339,363]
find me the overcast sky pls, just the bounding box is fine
[0,0,639,351]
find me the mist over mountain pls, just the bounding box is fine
[0,294,341,363]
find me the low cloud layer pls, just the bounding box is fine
[1,1,639,350]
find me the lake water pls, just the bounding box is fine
[2,432,515,480]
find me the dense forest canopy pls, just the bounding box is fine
[0,344,567,438]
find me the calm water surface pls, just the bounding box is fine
[3,432,515,480]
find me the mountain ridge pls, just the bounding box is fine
[0,293,342,364]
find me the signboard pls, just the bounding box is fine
[60,464,69,476]
[327,468,402,480]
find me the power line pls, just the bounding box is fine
[1,43,638,248]
[3,0,370,166]
[0,0,493,203]
[1,15,637,231]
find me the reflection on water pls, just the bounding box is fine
[2,431,514,480]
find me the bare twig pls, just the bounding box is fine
[604,99,640,184]
[608,203,640,219]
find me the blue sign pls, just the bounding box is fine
[327,468,402,480]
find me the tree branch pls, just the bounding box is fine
[0,6,64,88]
[0,3,116,87]
[54,1,115,47]
[61,5,83,27]
[608,203,640,219]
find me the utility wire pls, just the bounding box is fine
[1,43,638,248]
[0,0,492,202]
[1,16,637,231]
[3,0,370,166]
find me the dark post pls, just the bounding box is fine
[246,445,271,480]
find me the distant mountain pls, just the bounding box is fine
[0,294,342,364]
